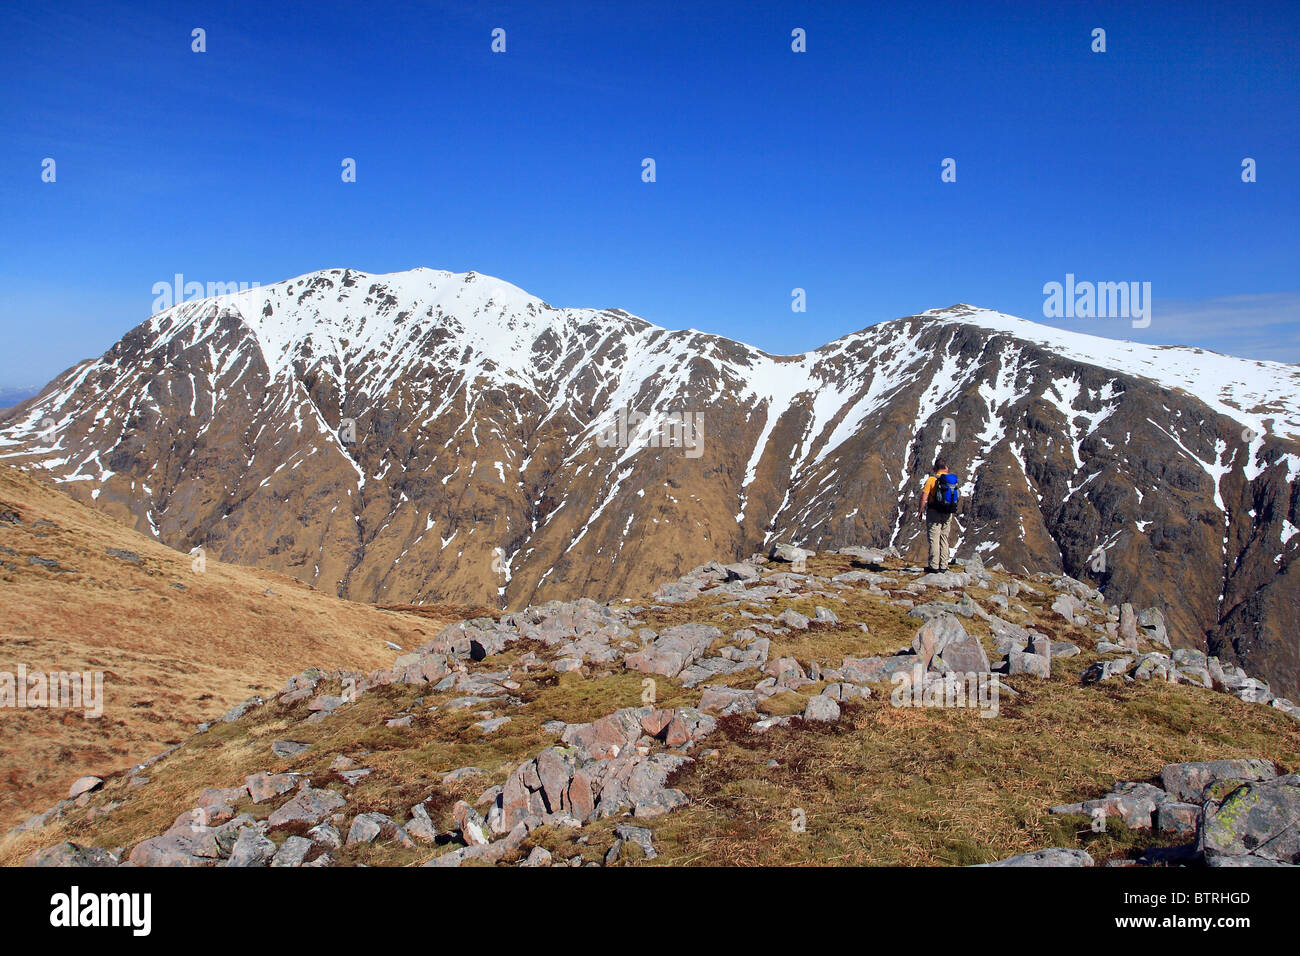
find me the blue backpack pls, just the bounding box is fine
[931,473,960,513]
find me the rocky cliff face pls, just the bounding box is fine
[2,269,1297,693]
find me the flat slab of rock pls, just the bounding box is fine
[769,542,814,563]
[25,842,119,867]
[442,766,485,782]
[128,834,216,867]
[126,813,255,868]
[267,787,345,828]
[839,655,918,684]
[1159,759,1277,803]
[917,571,971,589]
[841,546,889,566]
[974,848,1095,867]
[698,686,760,715]
[832,570,895,586]
[67,776,103,799]
[624,624,721,678]
[246,772,297,803]
[723,562,762,581]
[1205,854,1295,867]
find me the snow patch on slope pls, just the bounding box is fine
[923,305,1300,441]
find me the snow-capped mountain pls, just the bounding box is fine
[3,267,1298,694]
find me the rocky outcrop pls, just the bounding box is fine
[14,552,1298,868]
[1199,776,1300,866]
[1048,758,1298,867]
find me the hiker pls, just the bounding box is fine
[916,457,960,572]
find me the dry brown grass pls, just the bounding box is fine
[640,673,1300,866]
[3,527,1297,868]
[0,465,465,831]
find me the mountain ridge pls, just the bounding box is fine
[2,266,1297,696]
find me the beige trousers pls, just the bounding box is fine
[925,508,952,571]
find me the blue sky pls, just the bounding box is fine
[1,0,1297,386]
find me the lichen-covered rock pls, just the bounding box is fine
[1198,777,1300,865]
[1156,801,1200,837]
[1159,759,1277,803]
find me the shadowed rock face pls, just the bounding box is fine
[2,270,1298,694]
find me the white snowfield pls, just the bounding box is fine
[240,270,1289,436]
[921,304,1300,442]
[2,268,1296,509]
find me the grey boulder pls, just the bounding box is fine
[1159,759,1277,803]
[1198,777,1300,865]
[975,848,1094,867]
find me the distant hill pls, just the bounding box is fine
[0,387,39,411]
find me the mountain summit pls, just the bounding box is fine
[2,267,1298,694]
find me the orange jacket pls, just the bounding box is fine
[919,469,950,512]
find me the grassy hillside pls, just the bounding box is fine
[4,546,1295,867]
[0,464,467,831]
